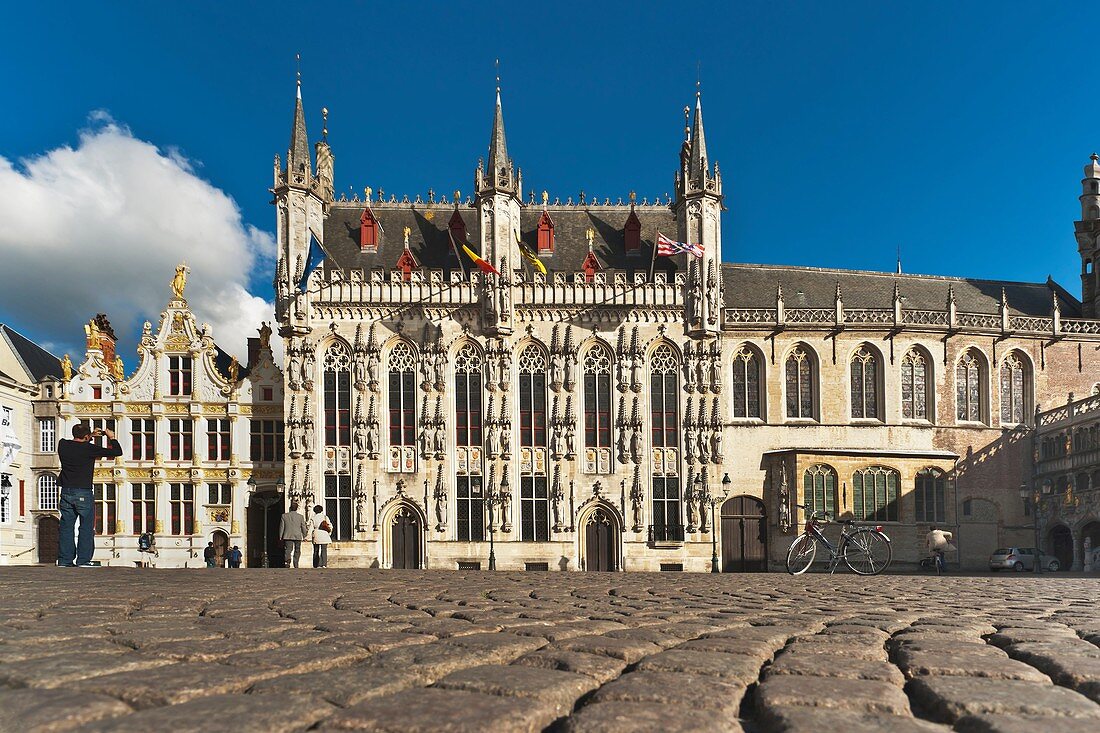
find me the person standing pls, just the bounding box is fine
[311,504,332,568]
[57,424,123,567]
[228,545,243,568]
[279,501,308,568]
[203,542,217,568]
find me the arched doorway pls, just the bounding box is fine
[390,505,421,569]
[721,495,767,572]
[1050,524,1073,571]
[584,507,618,571]
[211,530,229,568]
[37,515,59,564]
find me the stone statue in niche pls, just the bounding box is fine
[500,422,512,458]
[551,352,565,389]
[287,343,301,389]
[300,347,315,389]
[686,491,699,532]
[354,350,367,386]
[302,417,315,456]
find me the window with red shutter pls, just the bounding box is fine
[360,208,379,250]
[537,210,555,254]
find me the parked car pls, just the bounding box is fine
[989,547,1060,572]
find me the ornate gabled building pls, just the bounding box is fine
[55,271,283,567]
[272,77,1100,571]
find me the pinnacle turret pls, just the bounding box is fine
[478,87,517,196]
[288,72,311,183]
[688,92,709,186]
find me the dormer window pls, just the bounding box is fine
[624,209,641,255]
[395,248,418,282]
[581,251,602,283]
[448,210,467,257]
[360,208,379,251]
[537,210,555,255]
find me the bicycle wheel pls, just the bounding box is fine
[786,533,818,575]
[842,529,892,575]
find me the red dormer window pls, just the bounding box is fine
[537,209,555,254]
[360,208,379,250]
[624,209,641,254]
[448,210,467,257]
[581,251,602,283]
[395,247,418,282]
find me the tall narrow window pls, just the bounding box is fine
[80,418,116,448]
[207,418,231,460]
[37,474,59,511]
[850,346,879,419]
[852,466,899,522]
[731,346,761,419]
[131,418,155,461]
[999,353,1027,424]
[207,483,232,506]
[323,343,352,447]
[518,345,549,542]
[169,484,194,535]
[803,464,838,518]
[168,419,193,461]
[250,419,284,462]
[168,356,192,396]
[132,483,156,535]
[901,349,929,420]
[324,474,353,541]
[650,344,682,541]
[39,417,56,453]
[914,468,946,523]
[785,347,814,419]
[956,350,984,423]
[387,342,416,472]
[454,344,484,542]
[93,484,116,535]
[582,345,613,473]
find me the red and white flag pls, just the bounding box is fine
[656,231,704,259]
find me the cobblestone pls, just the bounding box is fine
[1,568,1100,731]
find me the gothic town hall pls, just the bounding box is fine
[272,79,1100,572]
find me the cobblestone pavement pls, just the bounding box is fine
[1,569,1099,732]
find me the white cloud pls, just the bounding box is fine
[0,115,278,366]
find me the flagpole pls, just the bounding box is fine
[647,229,660,283]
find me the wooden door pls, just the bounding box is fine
[212,530,229,567]
[38,515,59,564]
[585,508,617,571]
[391,507,421,569]
[721,495,767,572]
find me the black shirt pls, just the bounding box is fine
[58,438,123,489]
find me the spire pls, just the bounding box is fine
[688,88,709,185]
[481,79,515,195]
[288,55,311,181]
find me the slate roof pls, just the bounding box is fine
[212,344,250,381]
[322,203,685,277]
[0,324,63,382]
[721,264,1081,318]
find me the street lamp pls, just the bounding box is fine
[486,471,507,571]
[1019,481,1043,574]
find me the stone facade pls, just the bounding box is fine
[55,279,283,568]
[1031,389,1100,571]
[272,79,1100,571]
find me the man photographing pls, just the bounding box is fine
[57,424,123,566]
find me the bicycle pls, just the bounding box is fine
[785,504,892,575]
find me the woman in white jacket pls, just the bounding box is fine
[311,504,332,568]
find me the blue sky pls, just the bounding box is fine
[2,2,1098,357]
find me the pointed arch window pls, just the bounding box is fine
[388,342,417,465]
[323,342,352,447]
[582,344,613,473]
[956,350,984,423]
[999,352,1028,425]
[785,347,815,419]
[901,348,929,421]
[850,346,880,420]
[650,344,682,540]
[803,464,837,519]
[731,345,761,419]
[454,344,484,542]
[852,466,900,522]
[914,468,947,523]
[518,345,549,542]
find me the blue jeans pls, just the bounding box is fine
[58,487,95,566]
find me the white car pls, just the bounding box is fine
[989,547,1060,572]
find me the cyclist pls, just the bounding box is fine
[925,525,954,574]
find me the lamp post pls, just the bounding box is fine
[486,472,507,571]
[1019,482,1041,575]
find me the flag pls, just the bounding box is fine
[514,230,547,275]
[461,243,501,276]
[298,231,327,292]
[656,231,704,259]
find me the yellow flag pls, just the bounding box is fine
[514,230,547,275]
